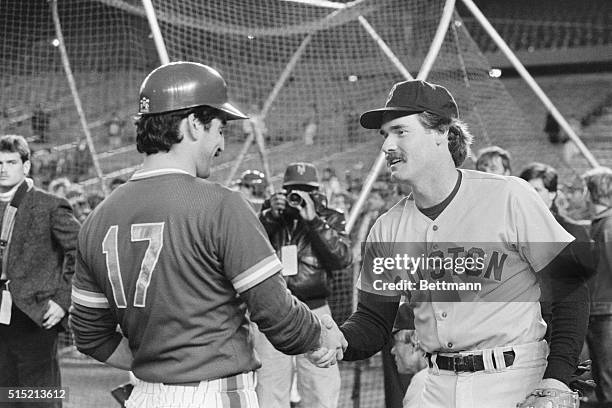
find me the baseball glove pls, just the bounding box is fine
[516,388,580,408]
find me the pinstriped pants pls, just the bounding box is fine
[125,372,259,408]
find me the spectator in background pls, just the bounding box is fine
[0,135,80,407]
[519,162,592,342]
[106,112,125,149]
[86,190,105,211]
[65,186,92,223]
[345,172,363,200]
[329,191,352,214]
[519,163,590,240]
[582,167,612,406]
[544,112,563,144]
[321,166,342,200]
[236,169,268,212]
[109,177,126,192]
[559,177,591,221]
[390,305,428,408]
[31,104,50,143]
[475,145,512,175]
[71,140,93,180]
[255,162,352,408]
[48,177,72,198]
[303,103,318,146]
[352,185,388,247]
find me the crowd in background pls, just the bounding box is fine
[7,135,611,408]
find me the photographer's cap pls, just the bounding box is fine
[283,162,319,188]
[360,80,459,129]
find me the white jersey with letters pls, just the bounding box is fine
[358,169,573,353]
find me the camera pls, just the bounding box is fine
[287,191,328,212]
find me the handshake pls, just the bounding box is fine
[306,314,348,368]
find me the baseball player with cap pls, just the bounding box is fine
[309,79,595,407]
[69,62,346,408]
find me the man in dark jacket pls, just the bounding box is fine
[519,162,592,342]
[582,167,612,407]
[0,135,80,408]
[255,162,352,408]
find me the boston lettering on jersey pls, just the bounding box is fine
[367,245,509,284]
[420,246,507,282]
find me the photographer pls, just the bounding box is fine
[254,162,352,408]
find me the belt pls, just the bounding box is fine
[163,381,201,387]
[0,280,7,290]
[426,350,515,373]
[162,372,254,389]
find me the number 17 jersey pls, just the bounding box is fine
[72,169,282,383]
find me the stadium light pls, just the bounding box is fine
[51,38,60,47]
[489,68,502,78]
[348,74,358,82]
[247,35,255,40]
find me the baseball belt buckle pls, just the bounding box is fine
[452,355,464,373]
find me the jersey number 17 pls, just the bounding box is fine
[102,222,165,308]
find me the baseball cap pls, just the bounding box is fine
[283,162,319,188]
[360,80,459,129]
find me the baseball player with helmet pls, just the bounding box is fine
[236,169,268,211]
[309,79,596,408]
[69,61,346,408]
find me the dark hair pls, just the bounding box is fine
[135,106,222,155]
[0,134,30,162]
[65,186,85,200]
[582,167,612,206]
[417,112,473,167]
[110,177,126,187]
[519,162,558,192]
[476,146,512,173]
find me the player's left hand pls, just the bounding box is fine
[291,190,317,221]
[43,300,66,329]
[516,378,580,408]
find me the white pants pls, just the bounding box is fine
[125,372,259,408]
[252,304,341,408]
[405,341,548,408]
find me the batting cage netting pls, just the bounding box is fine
[0,0,597,407]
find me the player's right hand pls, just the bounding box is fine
[269,190,287,219]
[307,314,347,368]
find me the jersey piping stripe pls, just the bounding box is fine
[130,168,192,180]
[71,286,110,308]
[232,254,282,294]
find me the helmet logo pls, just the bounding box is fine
[296,164,306,175]
[139,97,150,113]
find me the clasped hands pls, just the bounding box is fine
[306,314,348,368]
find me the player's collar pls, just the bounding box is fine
[131,168,192,180]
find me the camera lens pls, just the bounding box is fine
[287,192,304,207]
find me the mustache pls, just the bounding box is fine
[386,152,406,165]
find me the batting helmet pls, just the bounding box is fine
[283,162,320,188]
[137,61,248,120]
[239,170,267,198]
